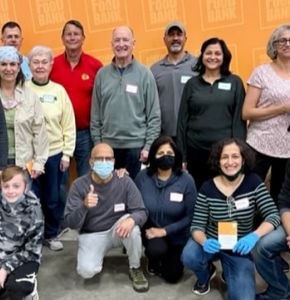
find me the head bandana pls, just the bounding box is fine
[0,46,22,63]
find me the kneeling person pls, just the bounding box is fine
[64,143,149,292]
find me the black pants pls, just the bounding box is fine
[252,150,288,204]
[186,147,211,190]
[143,235,184,283]
[113,148,141,179]
[1,262,39,300]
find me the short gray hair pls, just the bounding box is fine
[28,45,53,62]
[267,24,290,60]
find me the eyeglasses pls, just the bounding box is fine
[92,156,114,162]
[275,38,290,46]
[226,196,235,218]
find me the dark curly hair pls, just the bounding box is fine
[208,138,255,176]
[193,37,232,76]
[147,136,183,176]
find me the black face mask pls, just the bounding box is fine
[220,166,244,181]
[155,155,175,170]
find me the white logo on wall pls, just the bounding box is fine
[36,0,66,26]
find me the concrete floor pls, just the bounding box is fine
[37,230,288,300]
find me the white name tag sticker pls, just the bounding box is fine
[181,75,191,84]
[114,203,125,212]
[126,84,138,94]
[170,192,183,202]
[235,197,249,210]
[218,82,231,90]
[40,94,56,103]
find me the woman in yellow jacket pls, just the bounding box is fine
[26,45,76,252]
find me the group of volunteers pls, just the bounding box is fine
[0,18,290,300]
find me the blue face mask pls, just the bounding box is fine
[92,161,114,179]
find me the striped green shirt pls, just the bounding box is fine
[191,173,280,239]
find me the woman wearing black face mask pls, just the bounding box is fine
[181,138,280,299]
[135,136,197,284]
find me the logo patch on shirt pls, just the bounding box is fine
[82,73,90,80]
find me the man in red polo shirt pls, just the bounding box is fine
[50,19,103,177]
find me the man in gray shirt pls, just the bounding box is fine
[151,21,197,140]
[64,143,149,293]
[91,26,160,179]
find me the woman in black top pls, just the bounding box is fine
[177,37,246,189]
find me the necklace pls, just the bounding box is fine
[0,90,18,110]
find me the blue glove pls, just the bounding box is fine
[203,239,221,254]
[233,232,260,255]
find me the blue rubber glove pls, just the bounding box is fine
[203,239,221,254]
[233,232,260,255]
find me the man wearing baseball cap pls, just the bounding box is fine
[151,21,197,140]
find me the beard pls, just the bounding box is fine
[170,43,182,53]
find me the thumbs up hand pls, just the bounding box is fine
[84,184,98,208]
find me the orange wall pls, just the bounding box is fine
[1,0,290,82]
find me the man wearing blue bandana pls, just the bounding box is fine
[64,143,149,293]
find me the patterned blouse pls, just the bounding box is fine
[246,63,290,158]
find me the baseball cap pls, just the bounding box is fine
[164,21,186,35]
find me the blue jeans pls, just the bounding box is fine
[33,153,64,239]
[75,129,93,176]
[113,148,141,179]
[181,238,255,300]
[60,129,93,207]
[252,225,290,299]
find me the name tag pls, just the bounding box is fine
[218,82,231,90]
[40,94,57,103]
[126,84,138,94]
[170,192,183,202]
[181,75,191,84]
[114,203,125,212]
[235,197,249,210]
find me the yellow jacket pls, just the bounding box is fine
[26,80,76,162]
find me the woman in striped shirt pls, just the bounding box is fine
[181,138,280,300]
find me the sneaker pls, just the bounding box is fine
[129,267,149,293]
[192,263,216,296]
[44,238,63,251]
[23,278,39,300]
